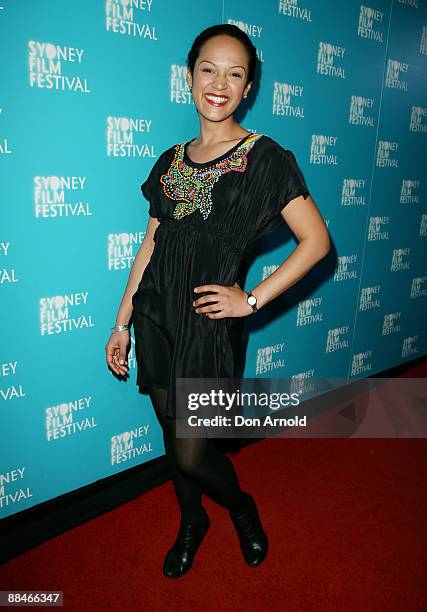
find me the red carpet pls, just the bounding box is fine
[1,366,426,610]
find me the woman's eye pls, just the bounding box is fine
[231,73,242,78]
[202,68,213,73]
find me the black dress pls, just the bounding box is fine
[131,133,310,420]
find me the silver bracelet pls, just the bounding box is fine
[111,324,129,333]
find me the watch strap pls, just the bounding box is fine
[246,290,258,313]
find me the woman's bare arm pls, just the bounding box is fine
[251,194,331,309]
[192,194,331,319]
[115,215,160,326]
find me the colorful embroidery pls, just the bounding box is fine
[160,133,264,221]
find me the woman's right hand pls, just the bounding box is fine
[105,331,130,376]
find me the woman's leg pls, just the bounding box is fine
[149,386,246,512]
[164,396,269,568]
[149,386,268,573]
[173,432,247,511]
[148,386,204,523]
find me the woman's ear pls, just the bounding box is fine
[186,73,193,91]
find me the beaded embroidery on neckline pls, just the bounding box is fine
[160,133,264,221]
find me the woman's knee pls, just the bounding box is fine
[173,440,207,478]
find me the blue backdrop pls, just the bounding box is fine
[0,0,426,519]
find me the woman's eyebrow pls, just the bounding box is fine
[198,59,246,71]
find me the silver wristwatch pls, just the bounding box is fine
[246,290,258,314]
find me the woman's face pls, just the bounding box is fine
[187,34,252,124]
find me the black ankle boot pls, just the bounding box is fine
[229,492,269,567]
[163,508,211,578]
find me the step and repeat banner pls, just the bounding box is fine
[1,0,426,519]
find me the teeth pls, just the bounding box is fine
[206,94,228,103]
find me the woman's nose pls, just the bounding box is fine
[212,76,227,90]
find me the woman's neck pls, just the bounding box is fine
[193,118,249,147]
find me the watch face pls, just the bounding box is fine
[248,295,257,306]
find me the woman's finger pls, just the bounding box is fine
[112,352,125,375]
[106,343,126,376]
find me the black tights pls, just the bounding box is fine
[148,386,246,523]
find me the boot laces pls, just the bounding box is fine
[232,507,260,539]
[176,519,205,549]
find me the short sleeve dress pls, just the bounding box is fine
[132,133,310,420]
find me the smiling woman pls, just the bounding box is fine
[106,22,330,581]
[183,27,256,163]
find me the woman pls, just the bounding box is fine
[105,24,331,578]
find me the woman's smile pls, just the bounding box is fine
[204,93,230,107]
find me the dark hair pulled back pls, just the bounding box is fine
[187,23,258,87]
